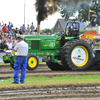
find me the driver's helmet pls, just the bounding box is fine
[67,25,71,30]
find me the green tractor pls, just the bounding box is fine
[3,21,93,71]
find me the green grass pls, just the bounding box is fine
[0,63,10,65]
[0,75,100,88]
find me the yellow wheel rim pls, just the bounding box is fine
[28,57,37,68]
[71,46,89,67]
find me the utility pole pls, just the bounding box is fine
[24,0,25,25]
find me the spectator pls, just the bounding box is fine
[0,39,4,52]
[16,30,20,36]
[35,27,37,33]
[15,27,18,33]
[30,22,35,32]
[31,29,35,35]
[2,32,4,37]
[48,32,51,36]
[19,26,23,35]
[8,22,13,31]
[2,23,8,33]
[12,29,16,36]
[4,37,8,42]
[30,32,33,35]
[4,41,8,50]
[4,33,9,39]
[12,39,16,49]
[12,33,16,39]
[27,24,30,29]
[44,33,47,35]
[9,29,13,38]
[22,24,26,33]
[0,22,3,32]
[0,32,2,43]
[40,30,43,35]
[2,36,5,40]
[7,39,12,50]
[25,30,30,35]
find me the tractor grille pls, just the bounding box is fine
[32,40,39,50]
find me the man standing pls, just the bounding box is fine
[12,35,28,84]
[30,22,35,32]
[8,22,13,31]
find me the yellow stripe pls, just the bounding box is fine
[26,39,40,40]
[90,10,96,13]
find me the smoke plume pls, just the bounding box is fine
[35,0,91,24]
[35,0,61,25]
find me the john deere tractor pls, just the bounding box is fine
[3,21,93,71]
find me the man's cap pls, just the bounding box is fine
[16,35,24,39]
[20,35,24,39]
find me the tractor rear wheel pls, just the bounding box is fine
[27,54,39,70]
[61,39,92,71]
[46,61,65,71]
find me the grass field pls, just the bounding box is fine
[0,75,100,88]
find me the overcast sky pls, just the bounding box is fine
[0,0,62,29]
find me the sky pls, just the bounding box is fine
[0,0,62,30]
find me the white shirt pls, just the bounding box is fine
[14,40,28,56]
[7,42,12,49]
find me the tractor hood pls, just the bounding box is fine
[24,34,61,41]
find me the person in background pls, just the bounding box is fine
[0,22,3,32]
[25,30,30,35]
[35,27,37,33]
[48,32,51,36]
[22,24,26,33]
[8,22,13,31]
[12,33,16,39]
[27,24,30,29]
[4,33,9,39]
[16,30,20,37]
[30,22,35,32]
[12,35,28,84]
[30,32,33,35]
[40,30,43,35]
[0,39,4,52]
[2,24,8,33]
[0,32,2,43]
[19,26,23,35]
[7,39,12,50]
[31,29,35,35]
[44,33,47,35]
[4,41,8,50]
[9,29,13,38]
[12,39,16,49]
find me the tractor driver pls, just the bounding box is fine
[66,26,72,36]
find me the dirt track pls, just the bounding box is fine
[0,64,100,100]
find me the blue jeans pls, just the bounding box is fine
[13,57,27,83]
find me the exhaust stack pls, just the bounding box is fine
[37,21,40,35]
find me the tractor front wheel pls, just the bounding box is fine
[27,54,39,70]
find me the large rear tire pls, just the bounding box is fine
[27,54,39,70]
[61,39,92,71]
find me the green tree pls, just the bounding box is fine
[77,2,89,22]
[42,28,53,34]
[60,0,100,25]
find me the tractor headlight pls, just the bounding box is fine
[6,50,15,56]
[11,52,15,54]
